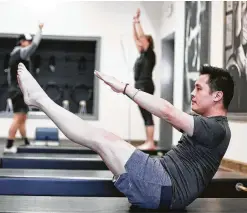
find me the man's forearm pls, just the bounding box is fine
[124,84,172,119]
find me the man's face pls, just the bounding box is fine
[190,74,216,114]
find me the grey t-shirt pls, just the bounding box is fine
[160,115,230,209]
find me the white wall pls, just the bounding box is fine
[0,1,162,141]
[161,1,247,163]
[160,1,185,145]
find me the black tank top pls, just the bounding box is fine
[133,46,155,84]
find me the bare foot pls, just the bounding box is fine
[137,141,156,150]
[17,63,49,108]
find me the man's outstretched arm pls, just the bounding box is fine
[94,71,194,136]
[124,84,194,136]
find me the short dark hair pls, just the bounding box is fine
[199,64,234,109]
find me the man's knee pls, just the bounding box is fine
[96,135,133,155]
[95,132,136,160]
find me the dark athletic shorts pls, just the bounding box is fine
[9,87,29,114]
[12,93,29,114]
[113,149,173,210]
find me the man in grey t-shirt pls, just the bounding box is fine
[160,114,231,209]
[94,64,234,210]
[158,65,233,209]
[16,61,234,210]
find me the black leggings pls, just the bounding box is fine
[135,82,155,126]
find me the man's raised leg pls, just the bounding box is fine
[17,63,136,176]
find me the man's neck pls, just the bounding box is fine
[202,108,227,117]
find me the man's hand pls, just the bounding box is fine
[94,71,126,93]
[39,23,44,29]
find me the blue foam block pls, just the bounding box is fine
[35,127,59,141]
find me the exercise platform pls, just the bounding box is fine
[17,145,168,156]
[0,169,246,198]
[1,153,108,170]
[1,151,167,170]
[0,169,121,197]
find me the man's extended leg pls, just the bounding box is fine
[17,63,136,176]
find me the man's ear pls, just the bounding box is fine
[214,91,223,102]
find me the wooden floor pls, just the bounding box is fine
[0,196,245,212]
[214,169,247,178]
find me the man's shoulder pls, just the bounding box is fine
[191,114,228,140]
[191,113,228,122]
